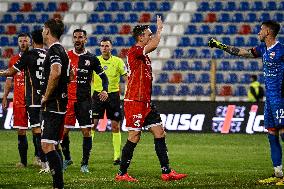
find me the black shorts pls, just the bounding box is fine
[41,111,65,145]
[143,103,162,128]
[92,91,122,121]
[27,107,41,128]
[64,99,92,128]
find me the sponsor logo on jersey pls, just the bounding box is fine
[269,52,275,59]
[103,66,108,70]
[85,60,90,66]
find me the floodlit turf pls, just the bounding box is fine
[0,130,279,188]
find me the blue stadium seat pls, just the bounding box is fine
[15,14,25,23]
[246,13,257,22]
[148,2,158,11]
[199,73,210,83]
[133,2,145,11]
[0,60,5,69]
[200,49,211,58]
[94,25,105,34]
[248,61,259,71]
[224,2,236,11]
[128,13,138,22]
[163,85,176,96]
[192,37,205,46]
[95,48,100,55]
[20,25,30,33]
[38,14,49,23]
[211,2,223,11]
[258,74,264,84]
[225,25,237,34]
[199,25,210,34]
[179,61,190,71]
[279,2,284,10]
[198,2,210,11]
[33,2,45,11]
[46,2,57,12]
[121,2,132,11]
[185,73,196,83]
[232,13,244,22]
[234,37,245,46]
[274,13,284,22]
[26,14,37,23]
[185,25,197,34]
[108,25,118,34]
[240,74,251,84]
[247,36,259,46]
[192,85,204,96]
[0,25,4,34]
[233,61,245,71]
[112,49,118,56]
[88,14,99,23]
[149,25,157,33]
[115,13,126,23]
[177,85,190,96]
[1,14,13,23]
[187,49,198,58]
[126,36,135,46]
[159,2,171,11]
[219,61,231,71]
[87,37,97,46]
[259,13,271,22]
[156,73,169,83]
[252,1,264,10]
[235,86,247,96]
[163,60,176,71]
[192,61,202,71]
[212,25,224,34]
[219,13,231,22]
[265,1,277,10]
[226,73,238,84]
[221,37,231,45]
[108,2,119,11]
[102,14,113,23]
[172,49,184,59]
[239,1,250,11]
[178,37,190,47]
[252,25,261,34]
[213,50,224,59]
[10,36,18,46]
[216,73,224,83]
[96,2,107,11]
[191,13,203,23]
[9,2,20,12]
[204,61,211,71]
[0,37,9,46]
[152,85,162,96]
[114,37,125,46]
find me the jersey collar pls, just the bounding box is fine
[48,42,61,49]
[72,49,88,56]
[267,41,279,51]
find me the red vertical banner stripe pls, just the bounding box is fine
[221,105,236,134]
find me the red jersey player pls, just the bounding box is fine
[115,16,187,182]
[2,33,30,167]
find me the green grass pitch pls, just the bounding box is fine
[0,130,279,188]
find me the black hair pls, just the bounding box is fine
[44,18,64,39]
[251,74,258,81]
[100,37,112,44]
[132,25,149,42]
[18,33,30,39]
[262,20,280,37]
[73,28,87,36]
[31,29,43,44]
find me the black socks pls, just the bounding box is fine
[154,137,171,174]
[119,140,137,175]
[81,137,92,166]
[18,135,28,166]
[46,150,64,189]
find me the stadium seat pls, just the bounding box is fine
[76,13,87,23]
[139,13,151,23]
[219,61,231,71]
[96,2,107,11]
[192,85,204,96]
[107,25,118,34]
[187,49,198,58]
[185,25,197,34]
[0,25,4,34]
[0,37,9,46]
[33,25,42,31]
[149,25,157,33]
[172,25,184,35]
[115,13,126,23]
[94,25,105,34]
[159,1,171,11]
[178,37,190,47]
[126,37,135,46]
[0,2,8,12]
[128,13,138,23]
[87,37,97,46]
[58,2,69,12]
[198,2,209,11]
[114,37,125,46]
[165,13,177,23]
[20,25,30,33]
[6,25,17,35]
[265,1,277,10]
[191,13,203,23]
[170,73,183,83]
[62,36,73,47]
[226,73,238,84]
[258,74,264,84]
[15,14,25,23]
[172,49,184,58]
[211,1,223,11]
[212,25,224,34]
[232,13,244,22]
[252,25,261,34]
[185,1,197,11]
[240,74,251,84]
[178,13,191,23]
[225,25,237,34]
[224,1,236,11]
[82,2,94,12]
[46,2,57,12]
[220,85,233,96]
[33,2,45,11]
[26,14,37,23]
[232,61,245,71]
[247,36,259,46]
[152,85,162,96]
[248,61,259,71]
[9,2,20,12]
[63,13,75,23]
[2,48,14,58]
[161,24,171,35]
[192,61,203,71]
[200,49,211,58]
[70,2,82,12]
[192,37,205,46]
[199,73,210,83]
[279,1,284,10]
[148,2,158,11]
[245,13,257,22]
[88,14,99,23]
[219,13,230,22]
[274,13,284,22]
[82,24,93,35]
[119,24,131,35]
[163,85,176,96]
[121,2,132,11]
[156,73,169,83]
[177,85,190,96]
[133,2,146,11]
[213,49,224,58]
[204,13,217,23]
[252,1,264,10]
[21,2,32,12]
[179,60,190,71]
[239,24,251,35]
[235,86,247,96]
[159,48,171,59]
[238,1,250,11]
[199,25,210,34]
[108,2,119,11]
[216,73,224,83]
[163,60,176,71]
[184,73,196,83]
[38,14,49,23]
[234,37,245,46]
[1,14,12,23]
[101,13,112,23]
[259,13,271,22]
[9,36,17,46]
[221,37,231,45]
[68,24,80,34]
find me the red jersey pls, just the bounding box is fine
[8,54,25,107]
[125,45,152,102]
[67,50,79,100]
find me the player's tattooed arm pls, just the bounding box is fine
[0,67,18,77]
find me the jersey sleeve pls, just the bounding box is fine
[13,52,28,72]
[118,58,127,76]
[49,46,63,66]
[92,56,104,75]
[251,44,264,58]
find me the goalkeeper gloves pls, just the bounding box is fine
[208,38,228,50]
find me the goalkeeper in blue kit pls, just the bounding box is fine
[209,20,284,185]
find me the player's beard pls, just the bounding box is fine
[75,42,84,53]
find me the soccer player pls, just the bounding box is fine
[115,16,188,182]
[208,20,284,186]
[60,29,108,173]
[41,18,70,189]
[92,37,127,165]
[0,30,48,172]
[1,33,31,168]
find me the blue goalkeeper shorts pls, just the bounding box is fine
[264,97,284,129]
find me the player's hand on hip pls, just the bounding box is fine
[157,15,163,31]
[2,97,7,110]
[41,95,47,105]
[98,91,108,101]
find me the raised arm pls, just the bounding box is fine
[144,16,163,54]
[208,38,255,58]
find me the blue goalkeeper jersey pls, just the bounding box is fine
[252,41,284,99]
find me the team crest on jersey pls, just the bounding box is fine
[85,60,90,66]
[269,52,275,59]
[103,66,108,70]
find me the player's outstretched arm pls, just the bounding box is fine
[0,67,18,77]
[144,15,163,54]
[208,38,255,58]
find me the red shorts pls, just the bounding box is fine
[13,105,28,129]
[124,101,152,131]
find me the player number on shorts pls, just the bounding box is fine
[276,109,284,119]
[134,120,140,127]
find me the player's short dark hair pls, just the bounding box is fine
[262,20,280,37]
[100,37,112,45]
[73,28,87,36]
[132,25,149,41]
[44,18,64,39]
[18,33,30,39]
[31,29,43,45]
[251,74,258,81]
